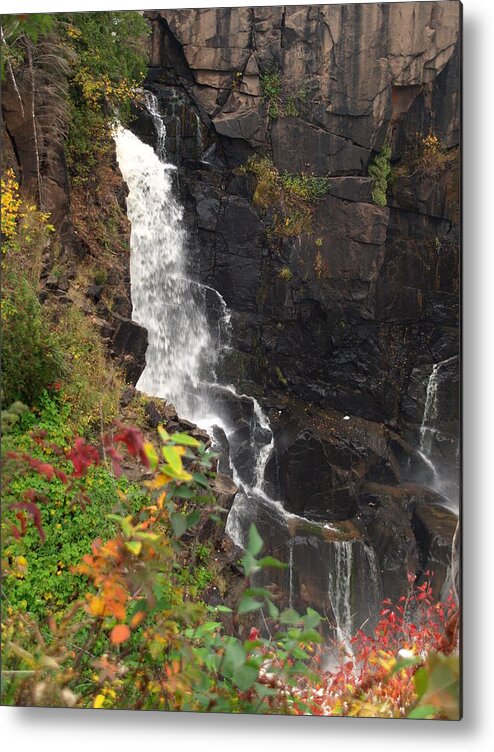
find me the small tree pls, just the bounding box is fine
[368,143,392,207]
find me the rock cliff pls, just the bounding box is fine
[135,2,461,602]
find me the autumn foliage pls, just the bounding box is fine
[1,422,459,716]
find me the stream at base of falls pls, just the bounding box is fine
[114,93,392,641]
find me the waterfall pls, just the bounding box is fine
[115,92,384,639]
[114,93,275,488]
[419,363,440,458]
[418,356,459,507]
[114,125,214,421]
[141,89,166,160]
[328,542,354,645]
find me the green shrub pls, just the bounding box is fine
[52,306,124,434]
[93,269,108,286]
[368,143,392,207]
[1,417,459,715]
[1,277,64,407]
[62,11,150,182]
[260,63,304,120]
[279,266,293,282]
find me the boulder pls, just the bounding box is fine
[112,319,148,385]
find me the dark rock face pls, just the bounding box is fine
[140,1,460,430]
[111,319,148,385]
[412,502,458,598]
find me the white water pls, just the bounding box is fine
[418,356,459,508]
[114,97,276,497]
[328,542,354,646]
[419,362,441,457]
[141,89,166,160]
[114,125,215,420]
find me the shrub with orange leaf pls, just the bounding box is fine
[1,422,459,717]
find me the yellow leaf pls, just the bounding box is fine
[144,473,170,490]
[162,445,183,474]
[143,441,159,470]
[93,694,106,709]
[88,596,105,617]
[125,540,142,556]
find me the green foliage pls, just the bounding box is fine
[93,269,108,286]
[1,276,64,407]
[275,366,288,387]
[61,11,150,182]
[52,306,124,433]
[408,652,460,720]
[278,266,293,282]
[1,419,459,716]
[0,13,54,79]
[1,402,30,436]
[260,63,303,120]
[280,171,330,201]
[245,155,330,238]
[260,64,282,100]
[368,143,392,207]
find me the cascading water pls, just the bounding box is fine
[327,542,354,645]
[115,91,383,641]
[418,355,459,508]
[114,124,226,424]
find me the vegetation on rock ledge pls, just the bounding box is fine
[368,143,392,207]
[243,155,330,238]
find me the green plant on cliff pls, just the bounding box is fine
[245,155,330,238]
[394,131,457,180]
[368,143,392,207]
[278,266,293,282]
[260,62,303,120]
[0,14,54,80]
[1,186,63,407]
[61,11,150,182]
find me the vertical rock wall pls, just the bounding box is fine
[135,2,461,600]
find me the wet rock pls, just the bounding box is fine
[412,502,458,598]
[111,294,132,318]
[210,473,238,511]
[361,490,419,605]
[93,318,114,340]
[144,401,163,429]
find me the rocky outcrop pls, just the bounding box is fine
[140,1,460,431]
[111,319,148,385]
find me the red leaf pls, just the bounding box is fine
[113,425,149,467]
[106,447,123,478]
[10,501,45,542]
[67,437,100,477]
